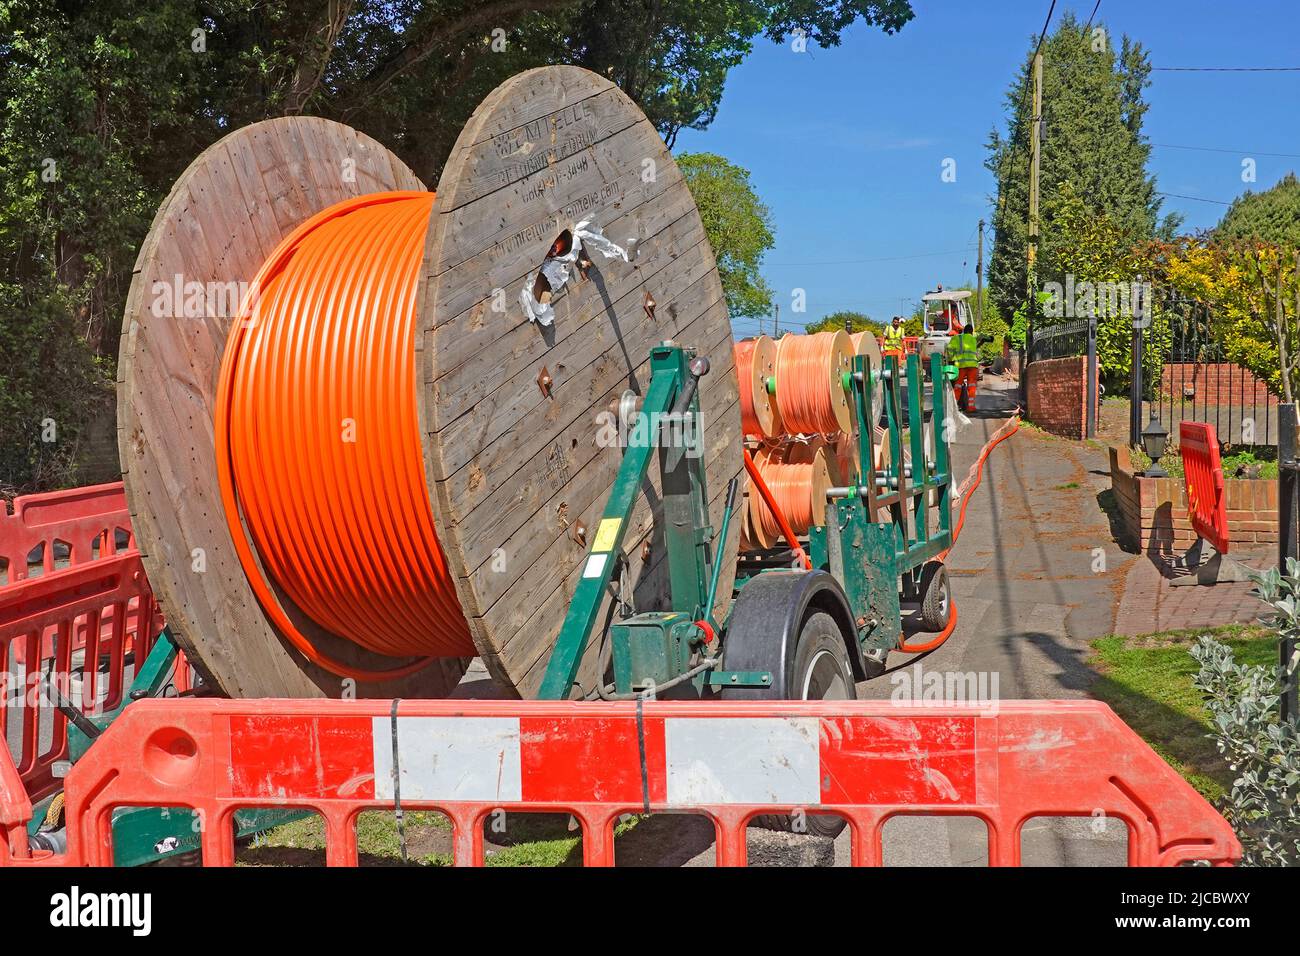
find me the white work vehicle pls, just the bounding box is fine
[919,288,974,365]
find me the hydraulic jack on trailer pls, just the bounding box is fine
[538,342,960,703]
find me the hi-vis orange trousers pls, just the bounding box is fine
[953,366,978,412]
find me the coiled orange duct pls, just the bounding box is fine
[215,191,474,681]
[745,443,831,548]
[742,447,811,568]
[773,331,854,435]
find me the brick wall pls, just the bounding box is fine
[1026,356,1098,440]
[1108,445,1279,555]
[1159,362,1276,407]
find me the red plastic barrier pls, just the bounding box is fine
[0,553,167,803]
[0,698,1240,867]
[0,481,184,804]
[0,482,132,583]
[1179,422,1230,554]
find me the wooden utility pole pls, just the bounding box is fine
[976,218,984,327]
[1027,52,1042,327]
[774,302,780,337]
[1021,52,1043,404]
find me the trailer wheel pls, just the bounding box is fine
[790,612,855,702]
[754,611,852,840]
[918,561,951,631]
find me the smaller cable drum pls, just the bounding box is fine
[733,336,779,438]
[773,331,855,435]
[742,441,832,549]
[851,329,885,426]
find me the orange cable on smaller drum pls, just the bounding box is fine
[772,331,854,435]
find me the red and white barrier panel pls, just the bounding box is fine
[0,481,183,805]
[0,698,1238,867]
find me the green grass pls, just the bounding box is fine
[240,809,643,867]
[239,810,453,867]
[1090,624,1276,802]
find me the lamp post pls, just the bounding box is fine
[1140,416,1169,478]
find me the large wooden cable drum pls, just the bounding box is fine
[118,67,742,700]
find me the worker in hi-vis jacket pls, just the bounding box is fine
[946,321,981,413]
[882,315,906,356]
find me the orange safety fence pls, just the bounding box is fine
[877,335,920,358]
[0,553,171,803]
[1179,422,1231,554]
[0,482,184,804]
[0,697,1239,867]
[0,482,133,583]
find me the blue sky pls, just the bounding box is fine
[671,0,1300,337]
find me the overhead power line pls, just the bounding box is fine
[1152,66,1300,72]
[767,247,977,268]
[1083,0,1101,31]
[1030,0,1058,64]
[1156,191,1232,206]
[1153,142,1300,159]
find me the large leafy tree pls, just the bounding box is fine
[1151,237,1299,404]
[1143,173,1300,404]
[678,152,775,319]
[1216,171,1300,249]
[1044,183,1169,391]
[0,0,915,492]
[985,13,1171,325]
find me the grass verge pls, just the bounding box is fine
[1090,623,1276,802]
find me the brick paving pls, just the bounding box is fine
[1112,542,1275,636]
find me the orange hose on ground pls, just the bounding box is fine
[897,413,1021,653]
[743,447,812,570]
[215,191,473,681]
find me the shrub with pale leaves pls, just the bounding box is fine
[1189,559,1300,866]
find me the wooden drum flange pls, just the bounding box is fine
[417,67,742,698]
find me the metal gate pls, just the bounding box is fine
[1150,295,1277,449]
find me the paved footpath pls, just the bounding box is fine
[1113,543,1272,636]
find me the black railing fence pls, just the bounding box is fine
[1028,317,1091,362]
[1149,292,1276,449]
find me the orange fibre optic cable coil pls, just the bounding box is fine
[215,191,474,681]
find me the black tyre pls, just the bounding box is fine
[755,611,853,839]
[918,561,951,631]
